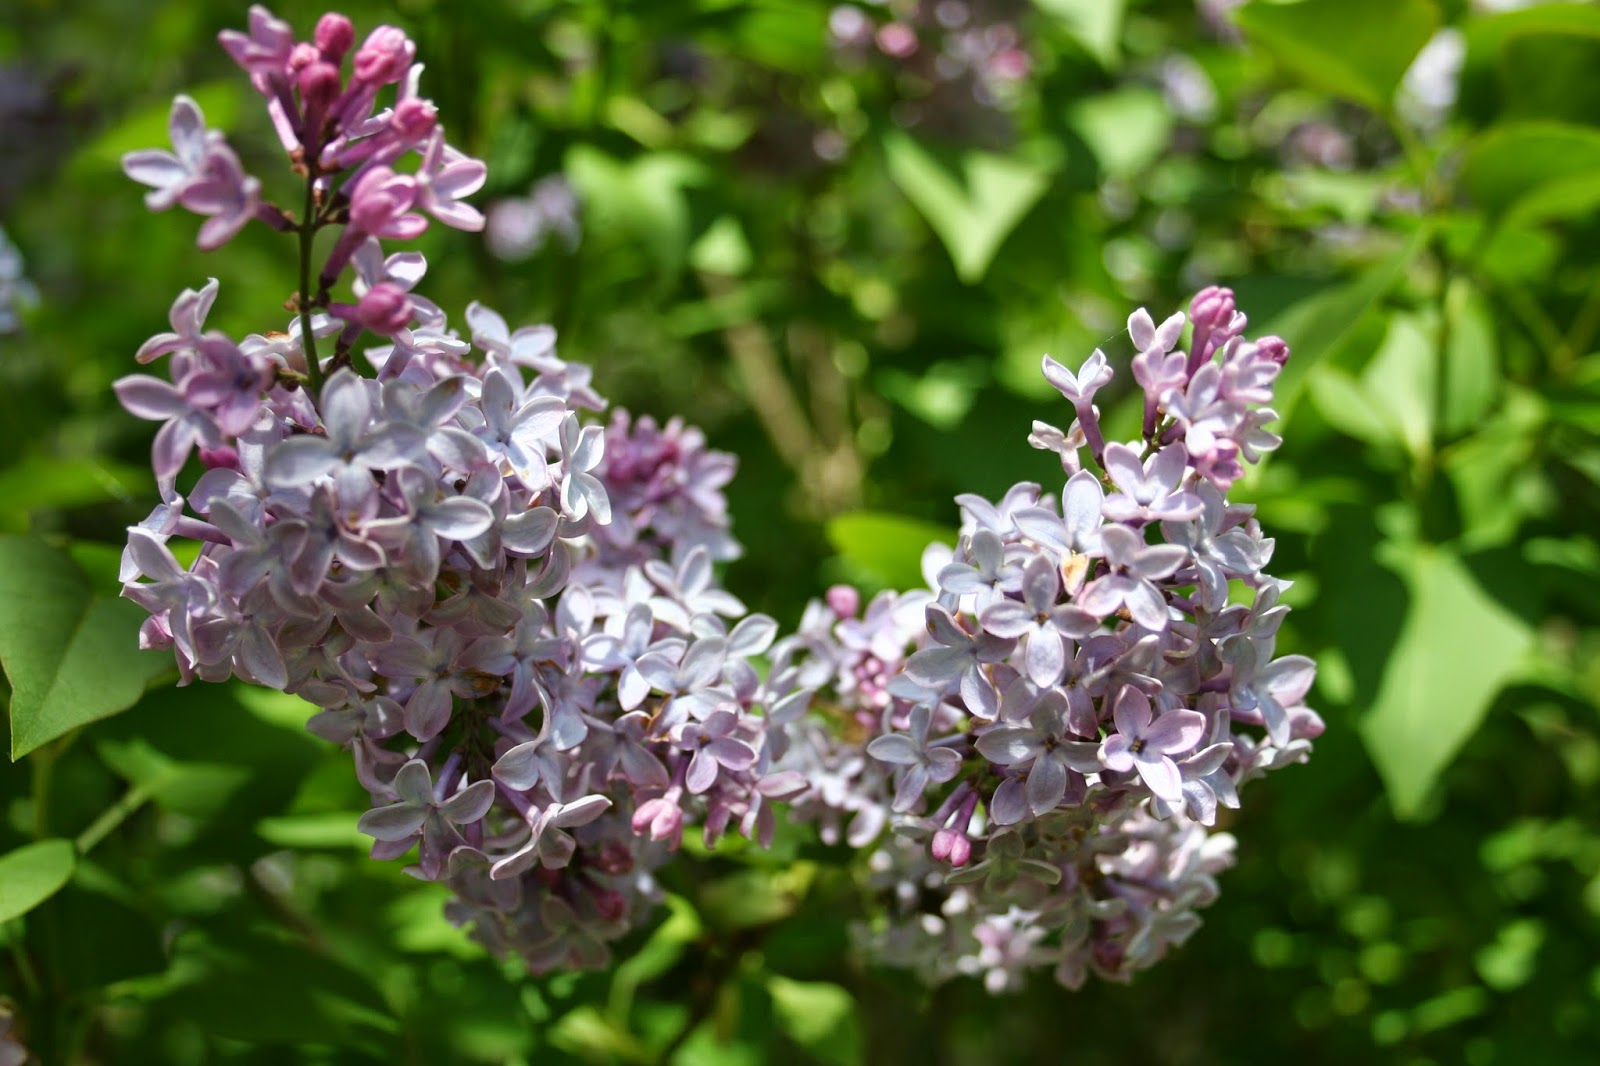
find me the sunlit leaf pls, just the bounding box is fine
[1034,0,1127,67]
[0,839,76,924]
[1359,542,1535,819]
[884,132,1053,284]
[766,975,862,1066]
[826,512,953,593]
[1233,0,1440,112]
[1069,88,1173,178]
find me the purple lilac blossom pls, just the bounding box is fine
[117,5,810,977]
[774,288,1321,990]
[118,4,1319,995]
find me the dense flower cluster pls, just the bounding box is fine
[772,290,1321,989]
[114,6,809,974]
[117,4,1318,993]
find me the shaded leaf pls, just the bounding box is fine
[1269,225,1432,420]
[1462,122,1600,223]
[0,536,169,759]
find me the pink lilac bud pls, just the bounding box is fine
[1256,335,1290,366]
[315,13,355,62]
[347,282,412,336]
[287,41,319,75]
[353,25,415,86]
[1188,285,1244,372]
[199,445,241,471]
[297,61,342,140]
[826,584,860,619]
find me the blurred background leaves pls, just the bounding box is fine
[1,0,1597,1062]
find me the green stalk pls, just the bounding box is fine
[299,170,324,398]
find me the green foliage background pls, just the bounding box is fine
[1,0,1598,1062]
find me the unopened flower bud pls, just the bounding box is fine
[389,96,437,143]
[353,25,415,86]
[298,61,342,128]
[826,584,860,618]
[932,827,972,866]
[351,282,412,335]
[288,41,319,76]
[315,13,355,62]
[1255,334,1290,366]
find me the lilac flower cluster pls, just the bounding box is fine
[484,176,582,263]
[115,6,810,975]
[116,4,1319,994]
[774,288,1321,989]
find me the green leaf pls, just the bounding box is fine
[1360,313,1435,463]
[1359,542,1535,819]
[826,512,953,592]
[1306,365,1398,449]
[550,1006,652,1064]
[94,736,252,821]
[883,132,1053,284]
[0,456,144,533]
[1233,0,1440,112]
[1033,0,1127,67]
[161,931,398,1046]
[1440,280,1500,438]
[1475,918,1545,992]
[696,865,814,933]
[0,839,76,924]
[1069,88,1174,178]
[565,146,705,277]
[766,975,862,1066]
[1444,387,1547,551]
[0,536,170,759]
[1462,122,1600,223]
[1268,225,1432,420]
[690,216,754,277]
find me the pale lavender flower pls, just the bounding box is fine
[1077,525,1188,630]
[122,95,214,212]
[867,704,963,812]
[1098,687,1205,802]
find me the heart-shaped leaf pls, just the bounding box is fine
[884,132,1052,284]
[1360,543,1535,819]
[1233,0,1440,112]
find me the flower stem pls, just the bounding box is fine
[299,171,324,398]
[74,784,152,856]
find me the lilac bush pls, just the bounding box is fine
[115,5,1317,991]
